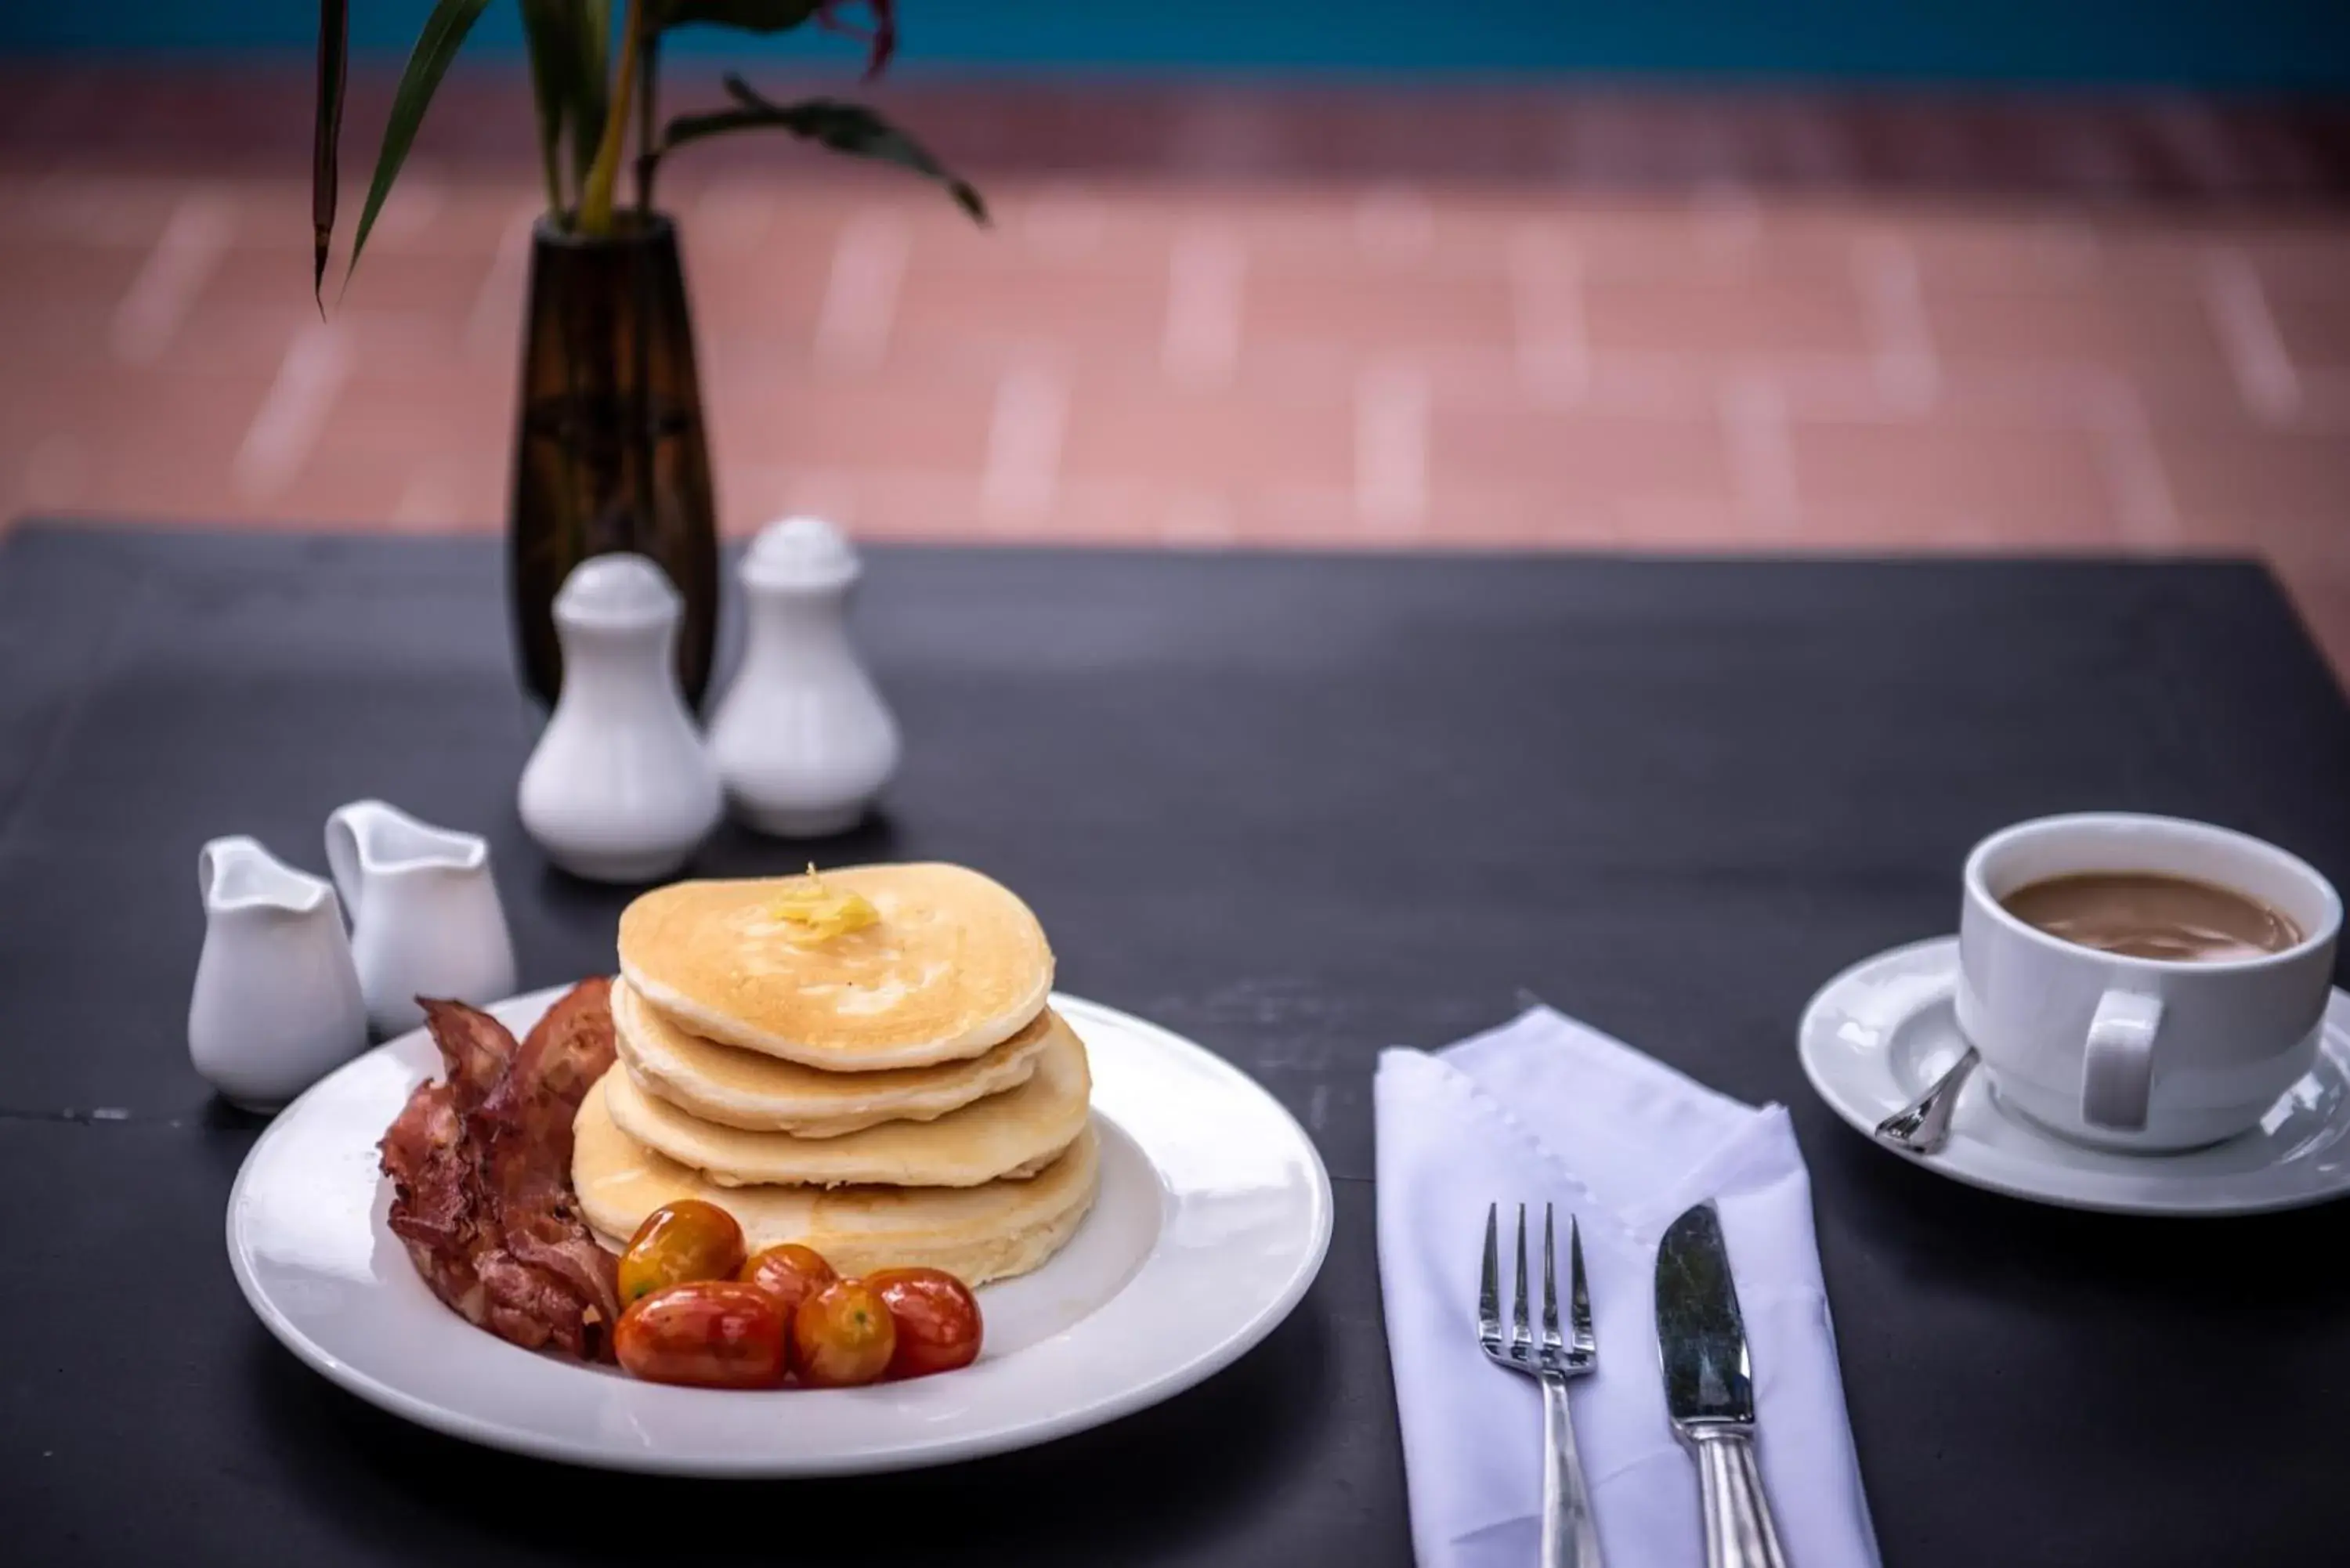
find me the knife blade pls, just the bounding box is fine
[1654,1201,1788,1568]
[1656,1200,1755,1430]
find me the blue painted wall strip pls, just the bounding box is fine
[5,2,2349,91]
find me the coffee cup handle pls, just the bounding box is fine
[2081,989,2164,1131]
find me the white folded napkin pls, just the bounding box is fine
[1375,1006,1880,1568]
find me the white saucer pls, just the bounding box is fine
[1799,937,2350,1216]
[227,988,1332,1475]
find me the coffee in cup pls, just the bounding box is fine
[1956,814,2341,1152]
[2001,872,2302,963]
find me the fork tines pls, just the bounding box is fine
[1478,1200,1596,1376]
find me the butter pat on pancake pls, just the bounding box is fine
[573,1077,1100,1285]
[613,977,1053,1137]
[601,1019,1091,1188]
[618,864,1053,1070]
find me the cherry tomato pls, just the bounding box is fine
[738,1243,838,1327]
[792,1279,896,1388]
[617,1199,746,1304]
[613,1281,788,1389]
[864,1267,984,1380]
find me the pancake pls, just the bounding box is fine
[618,864,1054,1071]
[613,977,1054,1137]
[601,1016,1092,1188]
[573,1077,1100,1284]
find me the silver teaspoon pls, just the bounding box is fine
[1873,1046,1979,1155]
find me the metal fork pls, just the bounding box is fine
[1480,1201,1604,1568]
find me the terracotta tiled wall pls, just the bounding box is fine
[2,66,2346,679]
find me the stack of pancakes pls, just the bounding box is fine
[571,863,1099,1285]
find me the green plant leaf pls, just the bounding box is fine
[311,0,349,306]
[659,81,986,223]
[345,0,493,287]
[517,0,612,215]
[573,0,612,190]
[518,0,574,213]
[655,0,822,33]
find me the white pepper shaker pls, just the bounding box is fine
[708,517,900,837]
[518,554,721,882]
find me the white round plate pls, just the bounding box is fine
[1800,937,2350,1216]
[227,988,1332,1475]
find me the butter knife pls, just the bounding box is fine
[1654,1201,1790,1568]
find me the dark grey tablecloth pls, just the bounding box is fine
[3,522,2347,1568]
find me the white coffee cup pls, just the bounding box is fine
[1956,812,2341,1152]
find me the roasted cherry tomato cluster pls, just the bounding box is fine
[610,1202,983,1391]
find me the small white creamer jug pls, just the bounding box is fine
[708,517,900,837]
[326,799,518,1036]
[518,552,721,883]
[190,836,368,1111]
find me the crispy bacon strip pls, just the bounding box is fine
[421,995,515,1109]
[379,979,620,1360]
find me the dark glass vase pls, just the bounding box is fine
[508,212,719,710]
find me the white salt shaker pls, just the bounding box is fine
[518,554,721,883]
[190,836,369,1111]
[708,517,900,836]
[325,799,518,1035]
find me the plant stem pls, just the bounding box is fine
[576,0,641,235]
[519,0,566,220]
[634,28,660,215]
[536,121,566,221]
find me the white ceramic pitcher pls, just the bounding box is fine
[709,517,901,837]
[190,836,368,1111]
[326,799,518,1036]
[517,553,722,882]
